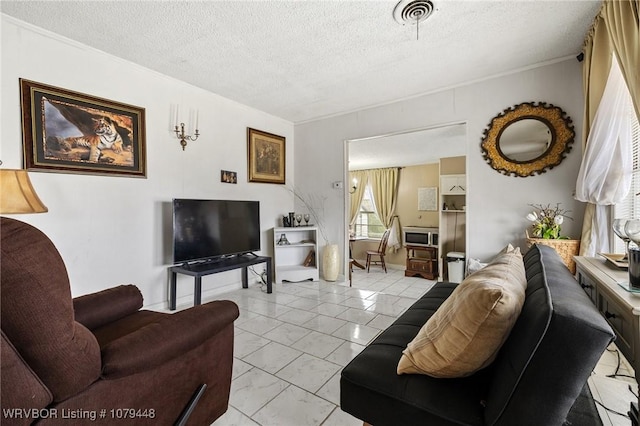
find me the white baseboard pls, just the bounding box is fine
[145,280,248,312]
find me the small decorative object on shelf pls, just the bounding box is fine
[282,213,313,227]
[624,219,640,290]
[277,234,290,245]
[525,203,579,273]
[303,250,316,267]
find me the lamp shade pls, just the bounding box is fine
[0,169,48,214]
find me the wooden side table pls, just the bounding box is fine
[405,245,438,280]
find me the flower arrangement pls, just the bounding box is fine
[526,203,573,239]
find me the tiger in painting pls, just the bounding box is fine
[57,116,125,163]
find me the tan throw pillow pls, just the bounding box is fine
[397,250,527,378]
[466,244,521,277]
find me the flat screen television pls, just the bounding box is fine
[172,199,260,265]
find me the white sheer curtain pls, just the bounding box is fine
[575,59,634,255]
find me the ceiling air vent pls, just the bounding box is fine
[393,0,435,26]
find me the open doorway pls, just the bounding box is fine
[345,122,467,279]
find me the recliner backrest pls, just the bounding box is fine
[0,218,101,402]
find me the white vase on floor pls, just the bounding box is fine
[322,244,339,281]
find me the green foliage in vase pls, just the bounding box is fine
[526,203,573,239]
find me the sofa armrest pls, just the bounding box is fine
[101,300,239,379]
[73,285,143,330]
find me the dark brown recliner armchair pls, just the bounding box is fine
[1,217,239,425]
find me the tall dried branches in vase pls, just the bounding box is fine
[283,184,339,281]
[283,184,329,245]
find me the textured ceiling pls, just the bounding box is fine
[1,0,601,125]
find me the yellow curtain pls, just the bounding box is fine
[368,168,399,228]
[603,0,639,119]
[579,0,639,255]
[349,170,368,227]
[581,14,613,149]
[368,168,401,251]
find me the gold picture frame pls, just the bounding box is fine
[247,128,285,184]
[20,79,146,178]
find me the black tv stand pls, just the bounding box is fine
[169,254,272,310]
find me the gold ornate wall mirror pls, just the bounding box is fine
[480,102,575,177]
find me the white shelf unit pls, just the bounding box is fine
[273,226,319,283]
[439,173,466,280]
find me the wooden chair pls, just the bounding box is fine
[366,229,391,273]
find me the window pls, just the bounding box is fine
[612,98,640,253]
[353,186,386,238]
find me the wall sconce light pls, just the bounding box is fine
[349,178,358,194]
[173,106,200,150]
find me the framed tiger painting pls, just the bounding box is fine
[20,79,147,178]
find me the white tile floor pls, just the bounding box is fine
[185,267,638,426]
[590,343,638,426]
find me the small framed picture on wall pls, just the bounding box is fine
[221,170,237,184]
[247,127,285,184]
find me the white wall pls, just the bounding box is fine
[295,59,586,267]
[1,16,295,307]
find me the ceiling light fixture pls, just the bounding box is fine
[393,0,435,40]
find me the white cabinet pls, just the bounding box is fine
[273,227,319,283]
[440,174,466,212]
[440,174,466,195]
